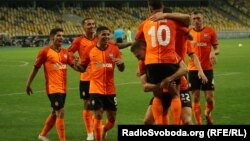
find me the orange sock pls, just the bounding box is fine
[56,118,66,141]
[93,119,103,141]
[40,114,56,136]
[163,112,169,124]
[152,97,163,125]
[205,101,214,116]
[170,97,181,125]
[83,110,94,134]
[192,102,202,125]
[103,119,115,132]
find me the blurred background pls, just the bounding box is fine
[0,0,249,47]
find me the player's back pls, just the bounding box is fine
[142,18,179,65]
[175,30,188,61]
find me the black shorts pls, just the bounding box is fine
[188,70,215,91]
[79,81,90,99]
[148,93,171,112]
[180,90,192,108]
[90,94,117,111]
[48,93,66,110]
[146,63,180,84]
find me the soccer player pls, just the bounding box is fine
[68,18,131,141]
[149,9,209,125]
[77,26,125,141]
[131,40,188,125]
[188,10,220,125]
[68,18,97,141]
[26,28,77,141]
[135,0,191,125]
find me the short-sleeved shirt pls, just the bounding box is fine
[68,35,98,81]
[137,18,188,65]
[34,46,74,94]
[188,26,218,70]
[81,42,122,95]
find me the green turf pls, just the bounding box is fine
[0,38,250,140]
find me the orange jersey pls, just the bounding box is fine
[142,18,187,65]
[81,42,122,95]
[188,26,218,70]
[175,29,194,61]
[135,21,146,41]
[68,35,98,81]
[34,46,74,94]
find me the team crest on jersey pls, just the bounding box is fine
[109,53,114,60]
[63,54,68,60]
[203,33,208,39]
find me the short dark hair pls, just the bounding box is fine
[130,40,146,53]
[96,26,110,35]
[148,0,163,10]
[82,18,94,25]
[50,27,63,36]
[191,10,203,15]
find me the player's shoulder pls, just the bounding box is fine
[38,46,51,56]
[73,35,84,42]
[40,46,50,52]
[204,26,216,31]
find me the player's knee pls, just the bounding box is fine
[56,108,65,118]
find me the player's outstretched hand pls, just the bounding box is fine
[113,58,124,65]
[26,86,33,96]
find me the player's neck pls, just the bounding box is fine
[84,32,95,40]
[194,25,204,32]
[51,44,61,52]
[96,43,108,51]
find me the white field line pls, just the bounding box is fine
[215,72,241,77]
[0,72,240,97]
[0,81,140,97]
[0,61,29,67]
[18,61,29,67]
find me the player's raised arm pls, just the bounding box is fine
[150,12,190,26]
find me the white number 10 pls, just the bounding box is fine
[147,25,171,47]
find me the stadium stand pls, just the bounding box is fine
[0,0,249,46]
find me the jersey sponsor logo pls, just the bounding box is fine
[53,63,67,70]
[192,41,207,47]
[96,61,113,68]
[196,42,207,47]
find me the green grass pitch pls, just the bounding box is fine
[0,38,250,140]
